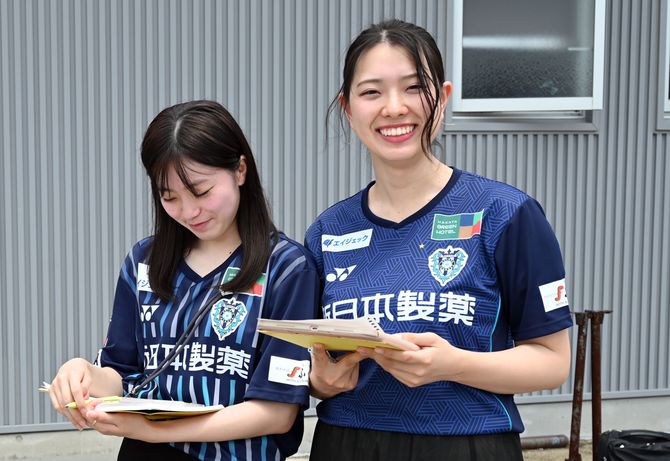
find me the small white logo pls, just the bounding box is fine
[321,229,373,253]
[326,265,357,282]
[141,304,159,322]
[539,278,569,312]
[137,263,153,292]
[268,356,310,386]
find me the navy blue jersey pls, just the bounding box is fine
[99,234,320,460]
[304,169,572,436]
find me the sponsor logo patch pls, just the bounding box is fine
[211,297,248,340]
[322,229,373,252]
[428,246,469,286]
[539,278,569,312]
[431,211,483,240]
[326,265,357,282]
[268,356,310,386]
[141,304,159,322]
[222,267,266,296]
[137,263,153,292]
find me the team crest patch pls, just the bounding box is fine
[211,297,248,340]
[428,246,469,286]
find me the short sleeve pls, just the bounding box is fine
[494,198,573,341]
[244,244,321,408]
[98,251,143,383]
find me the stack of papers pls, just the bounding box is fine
[39,382,223,420]
[257,317,419,351]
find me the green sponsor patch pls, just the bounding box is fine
[431,214,461,240]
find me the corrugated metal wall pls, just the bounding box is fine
[0,0,668,432]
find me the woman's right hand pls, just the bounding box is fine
[308,344,366,399]
[48,358,95,430]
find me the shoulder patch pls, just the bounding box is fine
[137,263,153,292]
[268,356,310,386]
[539,279,569,312]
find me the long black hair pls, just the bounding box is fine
[327,19,445,156]
[141,100,277,301]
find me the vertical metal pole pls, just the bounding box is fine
[566,312,588,461]
[589,310,608,461]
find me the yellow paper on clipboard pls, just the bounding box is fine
[257,317,419,352]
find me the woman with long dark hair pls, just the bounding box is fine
[306,20,572,461]
[49,100,320,461]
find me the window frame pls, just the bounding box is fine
[450,0,606,114]
[657,0,670,130]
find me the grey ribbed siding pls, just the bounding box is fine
[0,0,668,433]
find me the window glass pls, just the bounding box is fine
[453,0,605,113]
[462,0,594,99]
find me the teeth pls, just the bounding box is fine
[379,126,414,137]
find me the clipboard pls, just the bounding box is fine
[257,317,419,351]
[39,383,223,420]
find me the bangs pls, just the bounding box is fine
[152,149,200,196]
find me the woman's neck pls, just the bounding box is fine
[186,230,242,277]
[368,156,452,223]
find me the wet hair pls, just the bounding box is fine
[327,19,445,156]
[141,100,277,301]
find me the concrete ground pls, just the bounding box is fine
[0,428,592,461]
[7,394,670,461]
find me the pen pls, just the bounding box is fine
[65,396,123,409]
[39,382,123,408]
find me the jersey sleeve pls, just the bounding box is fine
[98,249,143,383]
[244,244,321,408]
[494,198,573,341]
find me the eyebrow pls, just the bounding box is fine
[355,73,419,88]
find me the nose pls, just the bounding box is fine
[381,90,408,117]
[181,196,201,220]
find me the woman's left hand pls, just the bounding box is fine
[358,332,461,387]
[84,405,153,441]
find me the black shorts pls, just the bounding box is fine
[117,437,199,461]
[309,420,523,461]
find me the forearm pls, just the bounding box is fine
[141,400,299,443]
[450,331,571,394]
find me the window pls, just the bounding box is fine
[658,0,670,130]
[452,0,606,113]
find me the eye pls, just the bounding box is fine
[161,195,175,203]
[194,187,213,198]
[359,88,380,97]
[407,83,423,93]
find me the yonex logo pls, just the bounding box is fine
[326,265,357,282]
[141,304,159,322]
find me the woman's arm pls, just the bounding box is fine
[85,399,299,443]
[362,328,570,394]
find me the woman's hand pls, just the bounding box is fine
[362,329,571,394]
[48,358,123,430]
[359,332,457,387]
[309,344,367,399]
[83,406,152,440]
[48,358,97,430]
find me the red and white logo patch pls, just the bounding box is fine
[539,278,569,312]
